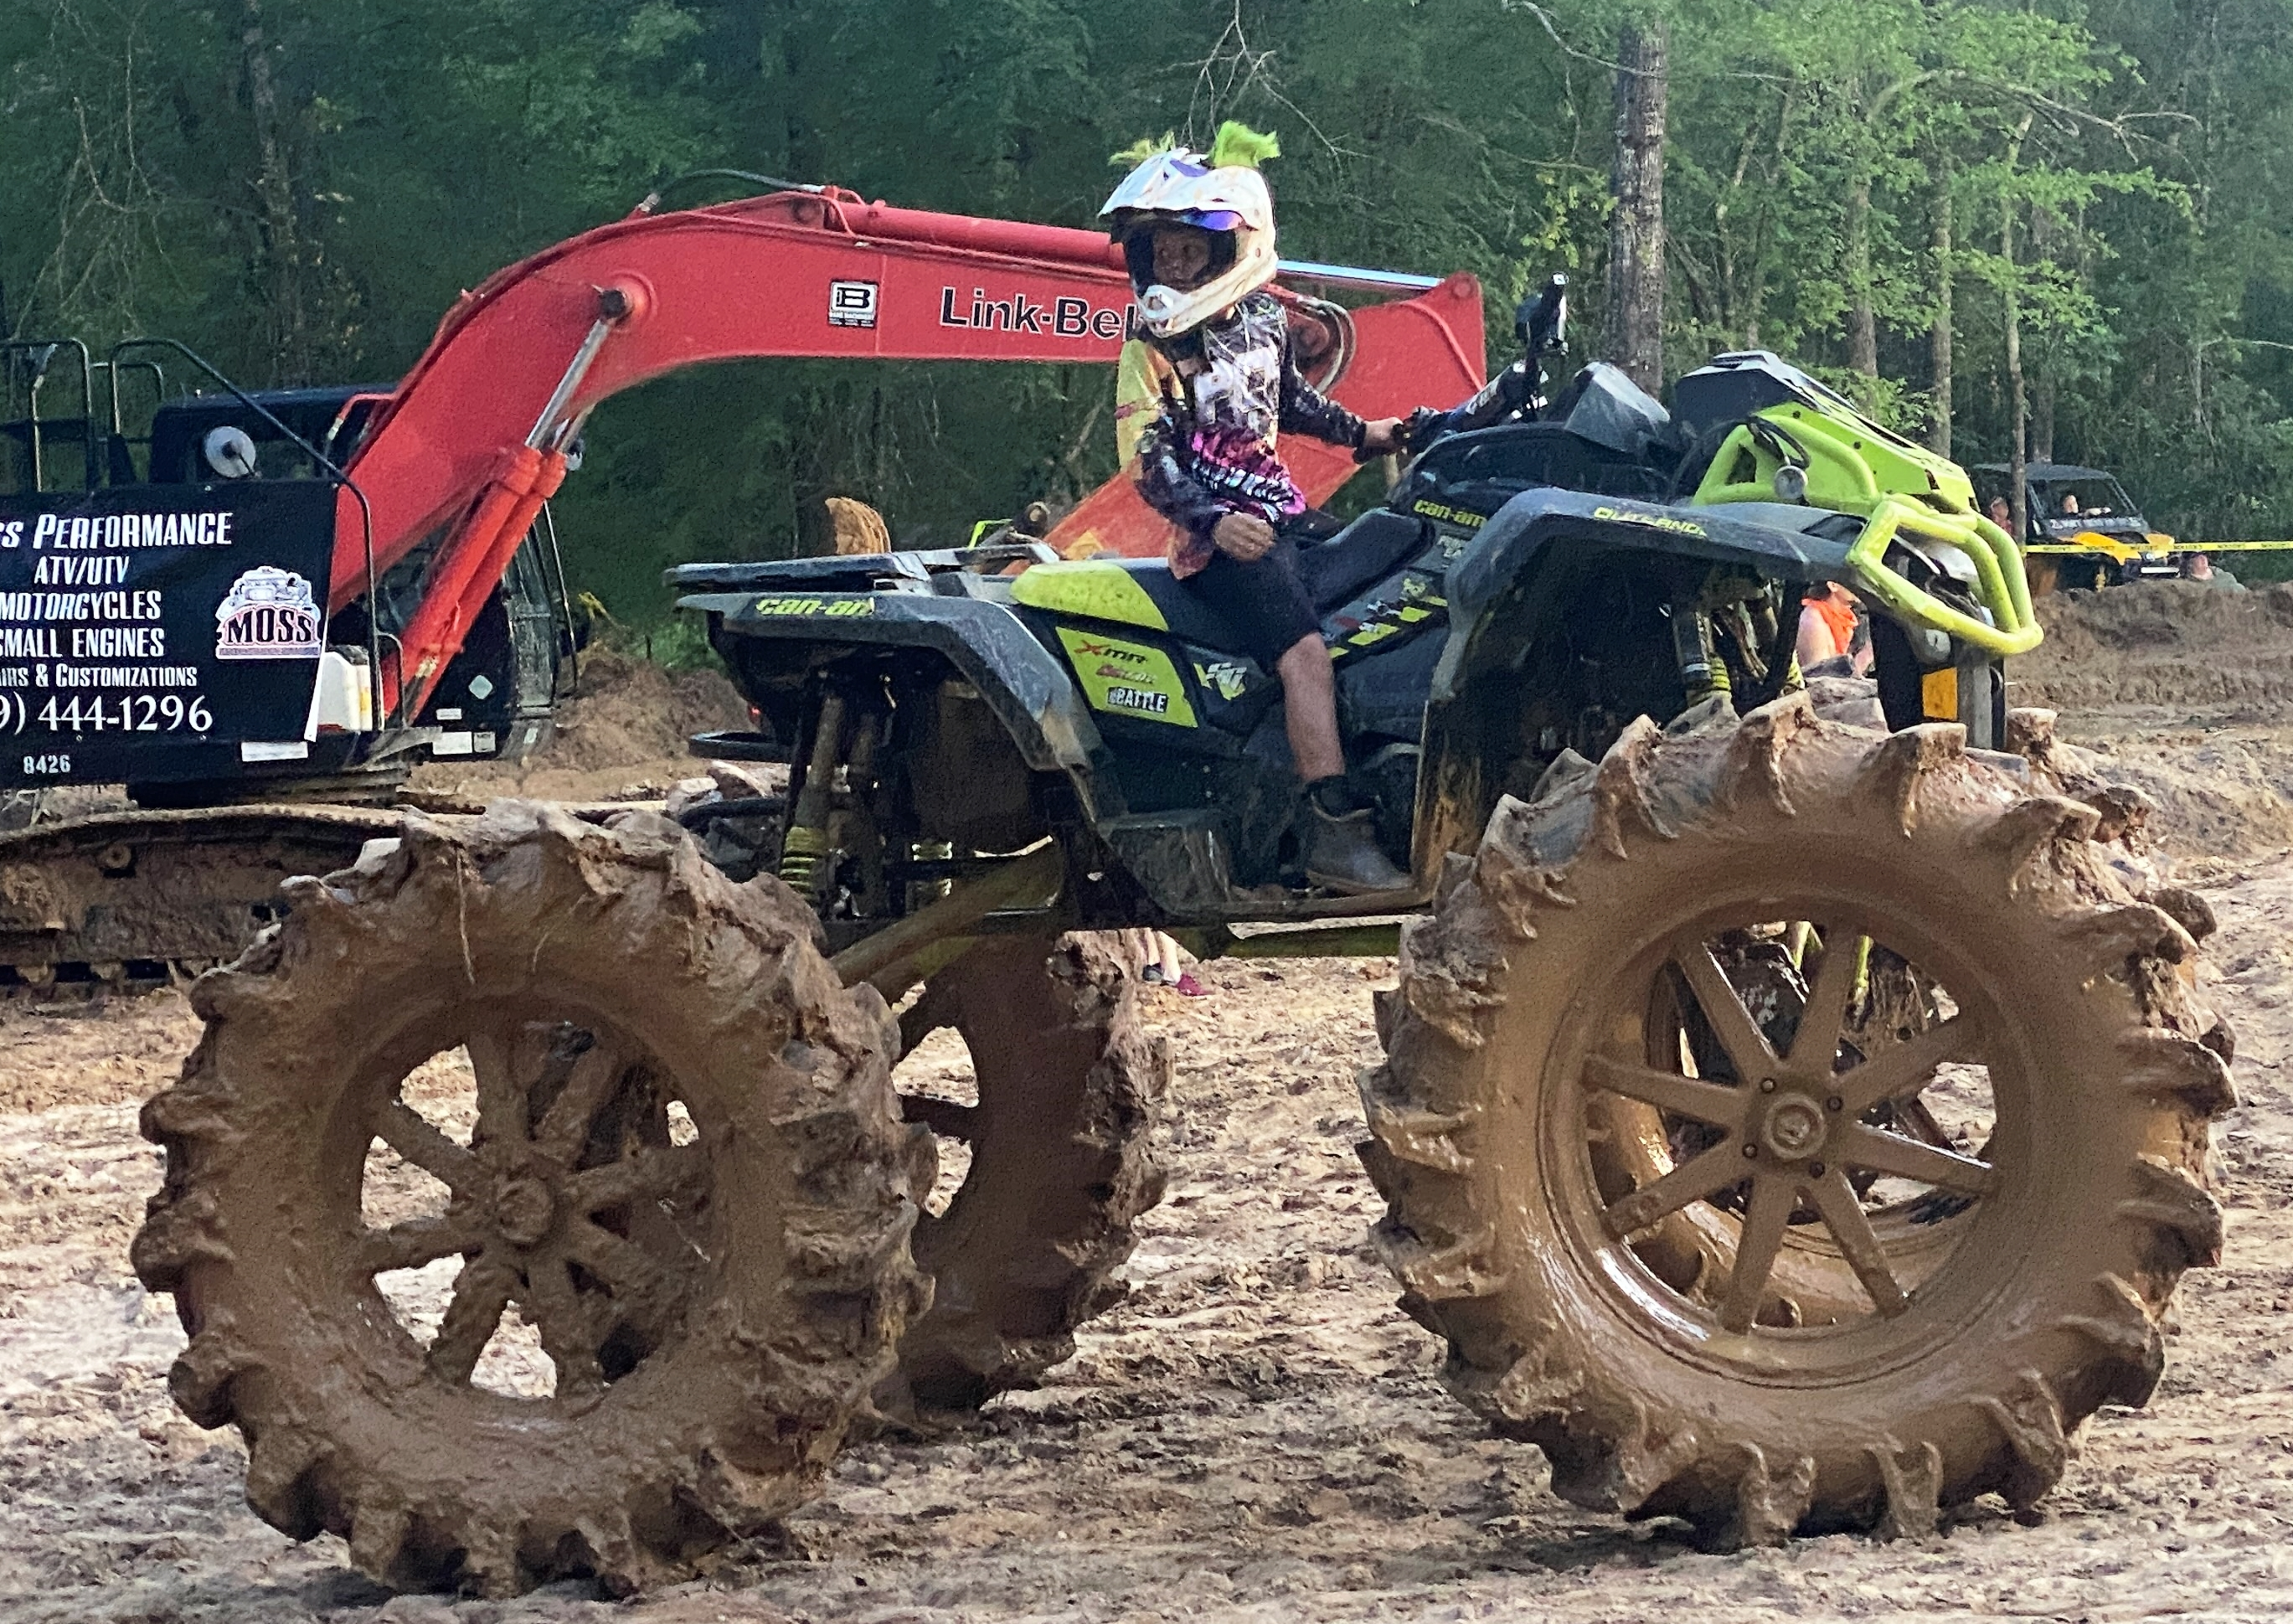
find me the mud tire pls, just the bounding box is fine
[885,934,1168,1415]
[131,802,928,1596]
[1363,699,2231,1544]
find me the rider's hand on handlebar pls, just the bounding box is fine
[1358,417,1405,456]
[1212,513,1276,561]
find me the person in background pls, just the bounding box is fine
[1987,495,2012,529]
[1125,928,1206,996]
[1796,580,1871,676]
[2185,552,2247,591]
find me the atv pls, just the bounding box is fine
[133,286,2231,1596]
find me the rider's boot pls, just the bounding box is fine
[1302,779,1410,894]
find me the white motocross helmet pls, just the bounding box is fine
[1100,133,1278,340]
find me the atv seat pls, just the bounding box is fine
[1021,509,1434,657]
[1296,508,1432,611]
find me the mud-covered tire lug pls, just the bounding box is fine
[132,802,928,1597]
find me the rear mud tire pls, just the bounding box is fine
[131,803,928,1596]
[1363,699,2230,1545]
[885,934,1168,1415]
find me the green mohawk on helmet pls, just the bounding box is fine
[1110,132,1178,169]
[1207,121,1280,169]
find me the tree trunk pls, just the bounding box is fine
[242,0,307,384]
[766,3,827,185]
[2028,207,2054,462]
[2002,199,2027,541]
[2002,116,2033,542]
[1602,19,1668,394]
[1929,162,1952,456]
[1739,85,1795,350]
[1847,174,1878,398]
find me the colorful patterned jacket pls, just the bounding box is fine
[1132,293,1365,578]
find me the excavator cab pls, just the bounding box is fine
[0,346,577,797]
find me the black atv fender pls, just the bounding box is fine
[1414,488,1854,869]
[675,588,1126,824]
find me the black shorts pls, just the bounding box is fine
[1180,536,1322,670]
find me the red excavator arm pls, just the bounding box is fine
[336,186,1485,718]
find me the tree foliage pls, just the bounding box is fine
[8,0,2293,615]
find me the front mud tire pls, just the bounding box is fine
[131,803,928,1596]
[1363,699,2231,1544]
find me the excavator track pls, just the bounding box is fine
[0,804,403,997]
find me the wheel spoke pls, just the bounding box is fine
[533,1039,625,1165]
[1788,930,1865,1078]
[1604,1139,1749,1238]
[358,1212,478,1276]
[373,1099,478,1194]
[1584,1053,1749,1130]
[465,1029,532,1152]
[1806,1170,1909,1316]
[521,1255,606,1402]
[564,1219,690,1347]
[1833,1014,1976,1115]
[900,1094,977,1141]
[1838,1125,1998,1196]
[1883,1095,1953,1148]
[427,1254,517,1384]
[569,1142,708,1214]
[1673,941,1780,1084]
[563,1218,673,1302]
[1717,1174,1797,1333]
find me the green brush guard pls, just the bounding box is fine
[1693,401,2041,658]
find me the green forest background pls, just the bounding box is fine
[7,0,2293,621]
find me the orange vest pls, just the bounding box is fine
[1806,594,1857,657]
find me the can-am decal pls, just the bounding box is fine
[1411,498,1487,529]
[747,595,876,618]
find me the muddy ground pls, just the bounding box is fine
[8,584,2293,1622]
[406,648,754,807]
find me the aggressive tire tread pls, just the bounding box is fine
[882,934,1168,1417]
[1362,694,2231,1545]
[133,802,929,1596]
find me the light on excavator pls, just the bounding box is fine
[202,425,259,478]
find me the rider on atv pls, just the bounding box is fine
[1101,125,1409,894]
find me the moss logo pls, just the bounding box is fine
[215,566,322,660]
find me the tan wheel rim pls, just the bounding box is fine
[1544,883,2028,1381]
[337,998,719,1410]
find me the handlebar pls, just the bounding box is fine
[1518,273,1568,354]
[1358,273,1574,465]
